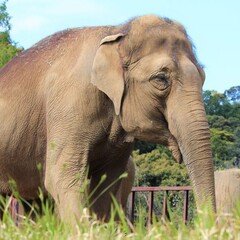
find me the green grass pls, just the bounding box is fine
[1,196,240,240]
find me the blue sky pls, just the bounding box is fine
[6,0,240,92]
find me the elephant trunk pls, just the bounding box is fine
[167,91,216,211]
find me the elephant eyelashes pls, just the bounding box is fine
[150,72,170,91]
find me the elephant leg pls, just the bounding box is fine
[116,156,135,213]
[89,157,129,221]
[44,142,89,227]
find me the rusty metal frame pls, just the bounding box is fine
[129,186,192,224]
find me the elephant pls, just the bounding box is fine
[215,169,240,214]
[0,15,216,226]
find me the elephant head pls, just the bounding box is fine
[91,15,216,210]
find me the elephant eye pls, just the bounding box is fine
[155,73,168,81]
[150,72,170,90]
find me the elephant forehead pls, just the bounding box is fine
[122,29,193,68]
[128,53,174,81]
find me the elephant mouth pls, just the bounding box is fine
[167,135,183,164]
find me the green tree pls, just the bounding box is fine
[203,90,231,117]
[233,127,240,167]
[210,128,236,168]
[0,0,21,68]
[204,88,240,169]
[0,0,10,31]
[225,86,240,103]
[133,145,189,187]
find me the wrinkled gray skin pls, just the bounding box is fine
[215,169,240,214]
[0,15,216,225]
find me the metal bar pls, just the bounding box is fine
[129,191,135,223]
[147,191,154,225]
[131,186,192,192]
[183,190,189,224]
[16,200,19,226]
[162,190,169,220]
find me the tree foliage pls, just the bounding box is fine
[203,88,240,169]
[0,0,10,31]
[224,86,240,103]
[133,146,190,186]
[0,0,22,68]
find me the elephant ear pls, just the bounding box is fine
[91,33,125,115]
